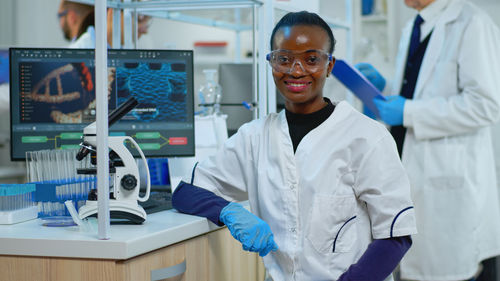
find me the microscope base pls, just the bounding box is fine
[79,200,147,224]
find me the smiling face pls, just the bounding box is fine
[272,25,335,114]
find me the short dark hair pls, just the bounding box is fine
[62,1,93,16]
[270,11,336,54]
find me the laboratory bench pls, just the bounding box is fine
[0,208,265,281]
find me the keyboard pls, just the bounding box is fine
[139,190,173,214]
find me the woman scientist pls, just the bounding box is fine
[172,11,417,281]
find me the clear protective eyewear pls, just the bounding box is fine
[266,49,333,74]
[57,9,68,19]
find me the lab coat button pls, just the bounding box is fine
[290,228,296,233]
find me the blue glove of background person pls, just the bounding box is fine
[219,202,278,257]
[363,105,376,120]
[373,96,406,126]
[355,62,386,92]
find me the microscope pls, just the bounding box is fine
[76,97,151,224]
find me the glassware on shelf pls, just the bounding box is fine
[198,69,222,116]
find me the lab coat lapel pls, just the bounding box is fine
[413,1,462,99]
[393,23,412,95]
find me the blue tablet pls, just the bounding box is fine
[332,59,385,117]
[0,49,8,84]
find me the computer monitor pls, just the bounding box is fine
[218,63,254,136]
[9,48,195,160]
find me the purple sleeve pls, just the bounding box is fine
[172,181,231,226]
[337,236,412,281]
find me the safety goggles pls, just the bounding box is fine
[266,49,333,74]
[57,9,68,19]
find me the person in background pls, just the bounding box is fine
[356,0,500,280]
[172,11,417,281]
[58,0,152,48]
[57,0,94,48]
[106,11,152,47]
[137,14,152,39]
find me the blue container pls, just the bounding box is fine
[31,178,96,217]
[362,0,374,15]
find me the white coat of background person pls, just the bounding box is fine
[358,0,500,280]
[69,25,95,49]
[58,0,152,50]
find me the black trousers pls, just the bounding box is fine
[477,257,497,281]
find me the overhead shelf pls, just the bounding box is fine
[118,0,262,10]
[361,14,388,23]
[71,0,259,31]
[272,2,351,30]
[141,9,254,31]
[72,0,262,10]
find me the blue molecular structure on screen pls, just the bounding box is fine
[115,62,187,122]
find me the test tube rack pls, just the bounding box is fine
[31,177,97,218]
[0,184,38,224]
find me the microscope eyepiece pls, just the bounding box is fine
[108,97,139,127]
[76,97,138,161]
[76,142,94,161]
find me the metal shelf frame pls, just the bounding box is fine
[70,0,352,240]
[71,0,264,239]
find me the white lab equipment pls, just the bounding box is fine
[198,69,222,116]
[76,98,151,224]
[391,1,500,279]
[0,184,37,224]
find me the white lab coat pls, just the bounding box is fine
[396,1,500,280]
[187,101,417,280]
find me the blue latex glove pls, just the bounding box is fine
[355,62,386,92]
[363,104,376,120]
[219,202,278,257]
[373,96,406,126]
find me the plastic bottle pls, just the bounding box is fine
[198,69,222,116]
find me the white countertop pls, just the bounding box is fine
[0,209,220,260]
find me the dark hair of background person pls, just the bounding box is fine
[61,1,93,38]
[61,1,93,17]
[77,11,94,39]
[270,11,336,54]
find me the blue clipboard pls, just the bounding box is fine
[331,59,386,117]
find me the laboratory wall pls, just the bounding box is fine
[0,0,67,48]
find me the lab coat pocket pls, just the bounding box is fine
[306,195,357,254]
[424,141,466,188]
[428,62,457,97]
